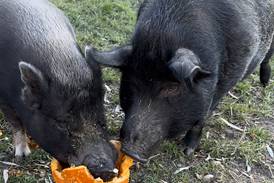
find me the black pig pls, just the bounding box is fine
[0,0,117,180]
[86,0,274,162]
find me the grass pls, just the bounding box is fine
[52,0,137,48]
[0,0,274,182]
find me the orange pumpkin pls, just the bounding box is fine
[51,141,134,183]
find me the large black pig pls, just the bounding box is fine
[0,0,117,180]
[86,0,274,162]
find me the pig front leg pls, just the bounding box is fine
[1,106,31,160]
[260,43,273,87]
[13,129,31,158]
[182,120,204,156]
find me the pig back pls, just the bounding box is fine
[0,0,90,105]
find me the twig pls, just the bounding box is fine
[268,164,274,179]
[230,106,233,117]
[147,153,161,163]
[228,170,240,183]
[220,118,244,132]
[158,164,164,169]
[160,180,168,183]
[173,166,190,175]
[34,163,49,169]
[241,172,252,179]
[231,128,247,156]
[260,160,274,179]
[228,91,239,100]
[104,84,111,92]
[0,161,19,167]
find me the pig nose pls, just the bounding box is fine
[121,145,148,163]
[83,157,117,181]
[93,169,117,181]
[88,166,118,181]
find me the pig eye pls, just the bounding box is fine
[160,83,181,97]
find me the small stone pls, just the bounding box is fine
[203,174,214,182]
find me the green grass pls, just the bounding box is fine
[0,0,274,182]
[52,0,137,48]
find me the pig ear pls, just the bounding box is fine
[19,62,48,108]
[84,45,132,67]
[168,48,211,90]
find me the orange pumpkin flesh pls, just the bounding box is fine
[51,141,134,183]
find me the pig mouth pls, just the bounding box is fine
[91,169,118,182]
[67,146,118,181]
[121,145,148,163]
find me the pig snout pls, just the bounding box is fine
[120,129,148,163]
[92,170,117,182]
[82,154,118,181]
[71,141,119,181]
[121,143,148,163]
[120,117,166,163]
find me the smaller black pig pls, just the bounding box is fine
[86,0,274,162]
[0,0,117,180]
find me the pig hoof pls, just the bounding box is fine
[15,143,31,157]
[14,130,31,158]
[260,62,271,87]
[183,147,195,156]
[24,145,31,156]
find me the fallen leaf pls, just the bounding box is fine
[9,169,23,177]
[0,129,3,137]
[246,159,251,173]
[266,145,274,159]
